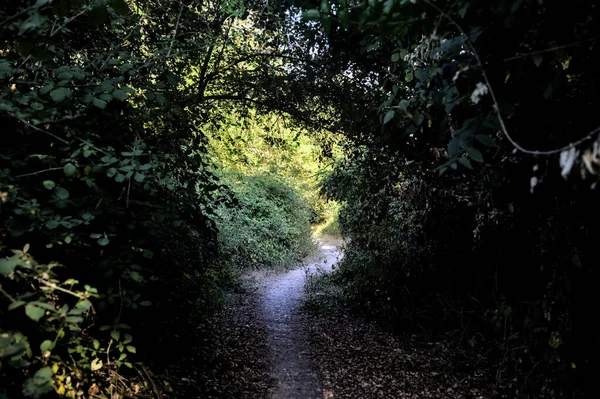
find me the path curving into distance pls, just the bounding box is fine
[259,240,341,399]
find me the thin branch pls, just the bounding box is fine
[16,163,91,178]
[140,365,162,399]
[38,280,86,300]
[166,2,185,58]
[504,37,597,62]
[126,171,132,209]
[199,44,217,97]
[16,167,64,178]
[106,339,113,367]
[423,0,600,156]
[202,95,337,132]
[50,7,89,37]
[214,52,313,78]
[17,55,32,70]
[0,2,51,29]
[0,284,18,303]
[17,118,70,144]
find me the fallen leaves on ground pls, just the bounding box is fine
[306,312,493,399]
[164,273,272,398]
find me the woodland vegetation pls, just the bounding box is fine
[1,0,599,398]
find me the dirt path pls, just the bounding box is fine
[169,238,491,398]
[259,240,341,399]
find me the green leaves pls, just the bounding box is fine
[23,367,54,397]
[54,187,69,200]
[0,61,14,79]
[383,110,395,124]
[0,0,317,396]
[50,88,71,102]
[33,367,53,385]
[0,256,19,276]
[458,157,473,169]
[106,167,118,177]
[466,147,484,163]
[39,84,54,95]
[119,63,133,73]
[63,163,77,177]
[93,98,107,109]
[82,212,95,221]
[0,333,27,359]
[8,301,26,311]
[128,271,143,282]
[475,134,498,147]
[113,89,129,101]
[45,219,60,229]
[25,303,46,322]
[40,340,55,352]
[19,12,47,35]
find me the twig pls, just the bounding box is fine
[50,7,89,37]
[115,278,123,328]
[0,284,18,302]
[0,8,32,29]
[38,279,86,300]
[17,55,32,70]
[126,178,132,209]
[106,339,113,366]
[520,359,544,393]
[423,0,600,156]
[140,364,162,399]
[0,0,53,29]
[166,2,185,58]
[17,118,69,144]
[15,167,64,178]
[504,37,597,62]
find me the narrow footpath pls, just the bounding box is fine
[259,241,341,399]
[177,239,491,398]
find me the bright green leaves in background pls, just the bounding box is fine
[204,108,341,268]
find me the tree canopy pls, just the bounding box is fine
[2,0,599,398]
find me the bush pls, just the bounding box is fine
[215,172,316,269]
[312,201,340,238]
[0,2,227,397]
[321,149,599,398]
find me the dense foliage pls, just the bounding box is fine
[216,172,314,269]
[0,0,324,397]
[0,0,233,396]
[298,0,600,397]
[3,0,599,397]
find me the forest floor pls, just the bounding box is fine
[168,238,493,398]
